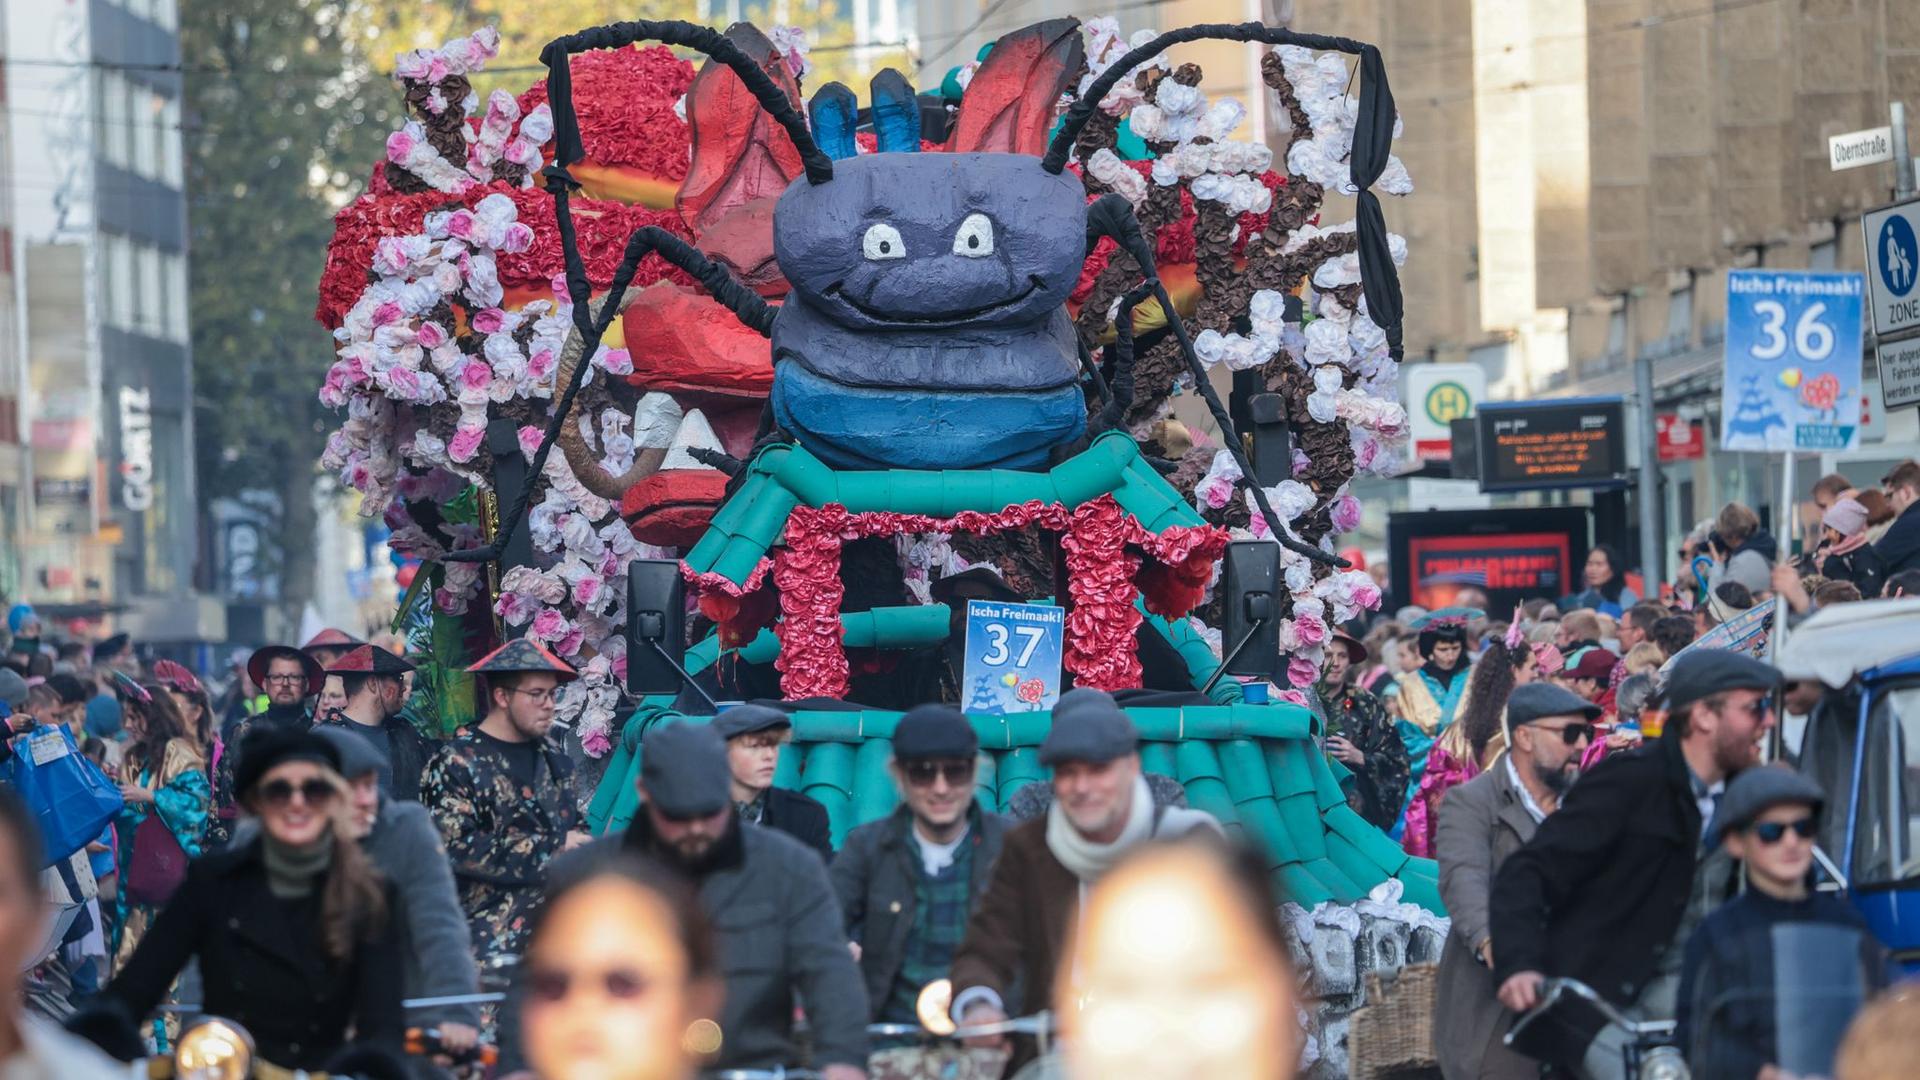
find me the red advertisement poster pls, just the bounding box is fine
[1406,532,1573,610]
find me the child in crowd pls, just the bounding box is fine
[1677,767,1885,1080]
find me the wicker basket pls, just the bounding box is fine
[1347,963,1441,1080]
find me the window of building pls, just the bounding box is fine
[104,235,136,331]
[1605,306,1627,364]
[152,0,178,30]
[1665,281,1693,345]
[137,245,164,339]
[164,253,189,343]
[99,72,131,170]
[1811,238,1837,271]
[160,98,184,187]
[132,88,161,180]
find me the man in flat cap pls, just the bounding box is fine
[831,704,1011,1026]
[714,704,833,861]
[1434,683,1597,1080]
[512,721,870,1079]
[1492,649,1779,1078]
[317,645,438,802]
[949,688,1217,1060]
[422,639,589,978]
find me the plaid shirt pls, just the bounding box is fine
[883,833,977,1023]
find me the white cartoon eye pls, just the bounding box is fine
[953,213,994,257]
[862,222,905,260]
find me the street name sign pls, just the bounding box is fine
[1829,126,1894,171]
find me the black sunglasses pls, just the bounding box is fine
[527,966,650,1003]
[902,760,975,787]
[1749,817,1817,844]
[1532,722,1596,746]
[258,778,337,808]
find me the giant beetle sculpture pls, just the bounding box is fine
[449,19,1403,569]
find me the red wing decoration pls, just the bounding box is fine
[945,18,1085,156]
[677,23,806,239]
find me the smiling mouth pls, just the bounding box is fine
[827,275,1044,325]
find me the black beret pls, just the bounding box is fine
[1506,683,1602,726]
[711,704,791,742]
[893,703,978,761]
[1666,648,1780,714]
[233,727,341,800]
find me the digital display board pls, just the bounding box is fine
[1389,507,1591,614]
[1475,397,1628,492]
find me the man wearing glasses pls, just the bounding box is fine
[422,639,590,979]
[212,645,325,834]
[1433,682,1596,1080]
[830,703,1010,1025]
[1491,649,1779,1080]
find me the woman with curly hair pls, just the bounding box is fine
[106,674,211,970]
[1401,631,1535,857]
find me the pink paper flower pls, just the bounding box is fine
[1293,611,1327,648]
[458,360,493,392]
[571,574,603,608]
[1330,494,1362,533]
[527,349,556,380]
[372,301,404,327]
[530,608,568,641]
[1287,654,1319,688]
[596,348,633,376]
[415,321,448,349]
[470,308,507,334]
[444,209,476,240]
[385,129,415,161]
[448,426,484,463]
[518,425,544,458]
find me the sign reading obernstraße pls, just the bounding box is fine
[1723,270,1865,452]
[1828,126,1894,171]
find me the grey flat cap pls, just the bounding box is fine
[1039,688,1139,767]
[893,703,978,761]
[0,669,27,711]
[641,721,732,818]
[312,724,387,781]
[1709,765,1825,845]
[1506,682,1603,727]
[711,703,791,742]
[1666,648,1780,714]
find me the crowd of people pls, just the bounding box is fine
[0,452,1911,1080]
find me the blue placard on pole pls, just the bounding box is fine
[960,599,1065,715]
[1722,270,1865,452]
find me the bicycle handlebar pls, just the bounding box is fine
[1505,977,1676,1045]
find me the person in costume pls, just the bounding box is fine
[1384,609,1476,834]
[421,639,589,981]
[317,645,438,802]
[106,674,211,970]
[1402,623,1536,858]
[1315,632,1410,831]
[212,645,323,837]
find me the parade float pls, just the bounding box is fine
[318,15,1438,1072]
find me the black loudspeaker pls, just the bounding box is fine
[1220,540,1282,680]
[625,559,688,696]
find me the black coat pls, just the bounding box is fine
[315,711,437,802]
[830,803,1010,1017]
[1817,543,1885,598]
[98,836,403,1070]
[759,786,834,862]
[1872,503,1920,580]
[1490,735,1734,1064]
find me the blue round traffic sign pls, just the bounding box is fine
[1880,214,1918,298]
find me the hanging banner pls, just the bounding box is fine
[1722,270,1865,452]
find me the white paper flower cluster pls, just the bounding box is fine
[1078,18,1167,116]
[1272,45,1412,198]
[1134,89,1275,217]
[1193,289,1289,372]
[385,28,553,195]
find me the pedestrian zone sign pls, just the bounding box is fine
[1722,270,1864,453]
[960,599,1063,715]
[1864,198,1920,338]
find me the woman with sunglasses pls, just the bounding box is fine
[107,674,211,970]
[88,728,404,1073]
[1675,766,1886,1080]
[517,854,721,1080]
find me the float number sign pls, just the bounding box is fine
[961,600,1064,715]
[1722,270,1864,452]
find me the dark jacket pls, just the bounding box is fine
[97,836,403,1070]
[503,812,869,1073]
[1433,757,1541,1080]
[949,815,1076,1022]
[1490,735,1731,1064]
[1873,502,1920,579]
[830,803,1010,1016]
[1817,543,1885,599]
[757,785,834,862]
[315,712,437,803]
[233,798,480,1027]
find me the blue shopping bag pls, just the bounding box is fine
[0,723,124,867]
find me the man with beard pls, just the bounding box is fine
[212,645,325,835]
[317,645,437,802]
[1491,649,1778,1079]
[1434,683,1596,1079]
[948,689,1218,1059]
[422,639,589,973]
[520,721,869,1079]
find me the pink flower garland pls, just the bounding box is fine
[685,497,1228,700]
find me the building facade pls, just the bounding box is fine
[3,0,220,642]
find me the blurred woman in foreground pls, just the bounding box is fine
[1061,838,1301,1079]
[517,855,721,1080]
